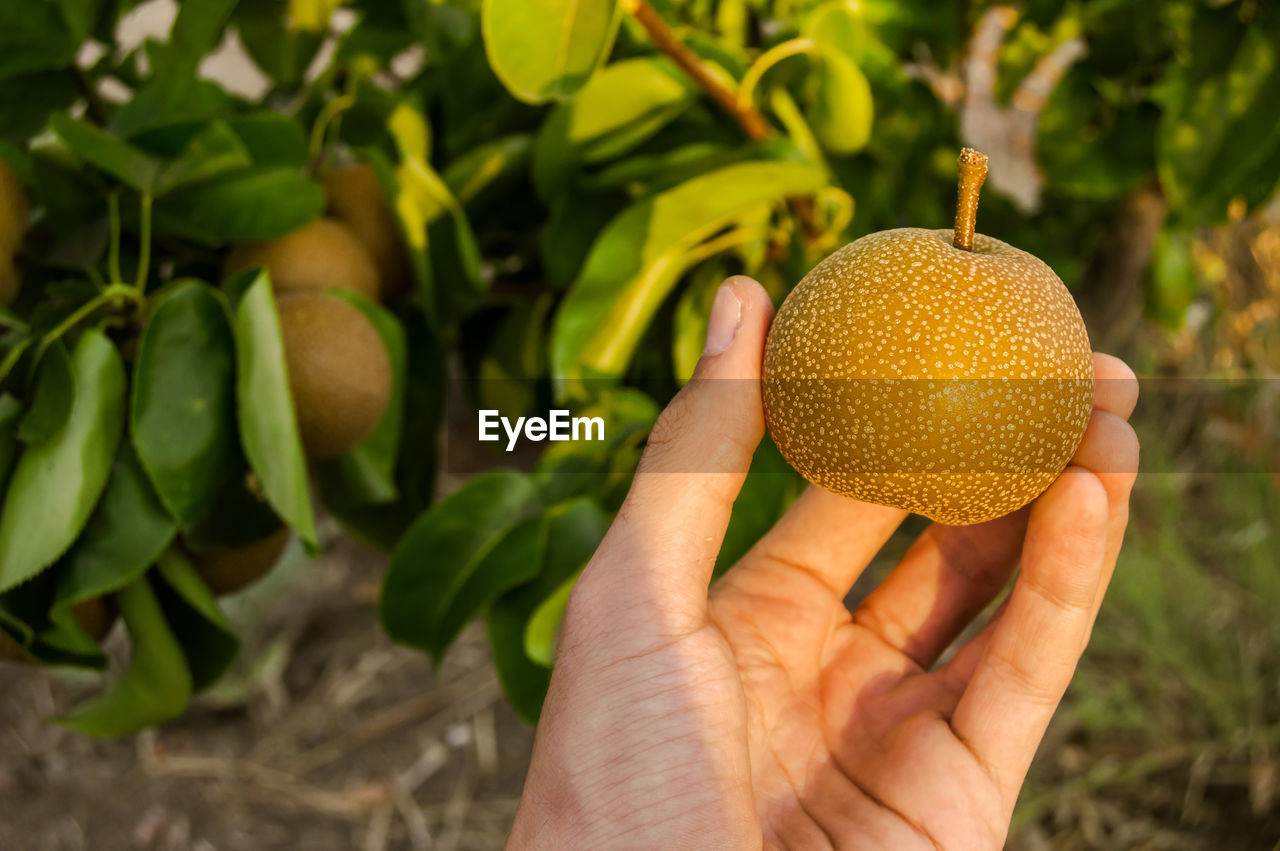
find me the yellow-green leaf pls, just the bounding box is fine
[551,160,827,390]
[807,49,873,155]
[481,0,621,104]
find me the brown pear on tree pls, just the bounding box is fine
[763,148,1094,525]
[324,163,412,301]
[277,290,392,460]
[191,527,293,596]
[224,218,381,301]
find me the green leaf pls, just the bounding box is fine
[531,56,695,199]
[111,77,235,140]
[313,290,408,505]
[1146,227,1199,331]
[42,441,177,668]
[233,273,317,550]
[0,330,125,591]
[540,187,627,288]
[804,1,871,66]
[154,549,239,691]
[50,113,162,191]
[0,70,79,145]
[233,0,324,86]
[478,295,552,417]
[584,142,737,192]
[534,387,658,506]
[0,3,78,80]
[806,50,873,155]
[182,469,282,552]
[524,569,576,667]
[1039,78,1157,201]
[489,498,609,722]
[389,142,485,323]
[18,342,74,445]
[52,0,102,44]
[0,567,108,668]
[132,281,238,525]
[551,160,827,388]
[227,113,310,167]
[0,393,22,485]
[443,133,533,206]
[481,0,620,104]
[1157,21,1280,220]
[380,471,542,654]
[432,513,550,660]
[154,167,325,244]
[56,441,177,612]
[154,120,253,196]
[164,0,238,76]
[57,576,193,736]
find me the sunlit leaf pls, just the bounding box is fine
[551,159,826,389]
[806,49,873,155]
[532,56,695,198]
[481,0,620,104]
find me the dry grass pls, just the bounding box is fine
[0,532,532,851]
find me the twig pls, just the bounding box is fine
[287,667,499,775]
[625,0,772,141]
[624,0,820,239]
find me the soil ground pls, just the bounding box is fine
[0,533,533,851]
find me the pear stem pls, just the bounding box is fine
[953,148,988,251]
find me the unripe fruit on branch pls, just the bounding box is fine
[277,290,392,460]
[324,164,411,301]
[192,527,292,596]
[224,218,381,301]
[763,149,1093,525]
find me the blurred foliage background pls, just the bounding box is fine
[0,0,1277,846]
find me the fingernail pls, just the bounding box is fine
[703,280,742,356]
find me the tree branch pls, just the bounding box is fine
[626,0,773,141]
[625,0,819,239]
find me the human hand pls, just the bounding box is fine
[508,275,1140,850]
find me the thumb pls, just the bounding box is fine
[601,275,774,607]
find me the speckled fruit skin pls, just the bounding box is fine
[277,290,392,460]
[325,164,411,301]
[224,218,381,301]
[763,227,1094,526]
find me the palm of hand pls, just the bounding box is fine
[707,543,1008,850]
